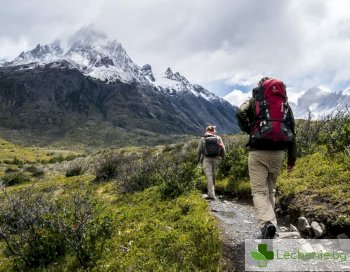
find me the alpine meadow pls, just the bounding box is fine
[1,1,350,271]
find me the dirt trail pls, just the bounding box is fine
[210,198,260,271]
[210,198,350,272]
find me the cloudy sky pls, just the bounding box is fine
[1,0,350,105]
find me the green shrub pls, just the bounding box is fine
[95,188,221,271]
[118,156,162,193]
[66,159,88,177]
[0,188,66,269]
[49,190,114,268]
[24,165,45,178]
[4,167,19,174]
[1,172,30,186]
[24,165,38,173]
[94,153,128,182]
[158,146,198,199]
[0,187,114,270]
[3,157,23,166]
[296,109,350,157]
[47,155,65,163]
[321,121,350,155]
[32,169,45,178]
[218,136,249,181]
[159,160,197,199]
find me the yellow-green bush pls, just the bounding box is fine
[277,151,350,229]
[278,151,350,201]
[93,187,221,271]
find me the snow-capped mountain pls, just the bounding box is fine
[0,27,239,146]
[10,40,63,66]
[2,27,221,102]
[153,67,218,101]
[291,87,350,119]
[0,58,7,66]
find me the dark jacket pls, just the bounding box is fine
[197,131,226,162]
[236,97,297,166]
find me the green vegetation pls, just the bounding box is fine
[95,188,220,271]
[0,138,79,164]
[1,108,349,270]
[1,172,30,186]
[0,139,222,271]
[277,150,350,228]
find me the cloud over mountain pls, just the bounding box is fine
[1,0,350,98]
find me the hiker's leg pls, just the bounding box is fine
[267,151,285,208]
[212,157,220,186]
[267,172,277,209]
[203,157,215,198]
[249,151,273,230]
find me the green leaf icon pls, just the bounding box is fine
[251,251,267,261]
[258,243,274,260]
[251,251,268,268]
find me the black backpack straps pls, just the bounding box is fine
[257,85,265,101]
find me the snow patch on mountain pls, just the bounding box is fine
[342,88,350,96]
[3,27,223,103]
[11,40,63,66]
[0,58,7,66]
[291,86,350,119]
[152,67,219,101]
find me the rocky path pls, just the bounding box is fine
[209,198,302,271]
[209,198,260,271]
[209,198,350,272]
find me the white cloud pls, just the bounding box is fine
[1,0,350,95]
[286,88,305,105]
[224,90,251,107]
[224,87,304,107]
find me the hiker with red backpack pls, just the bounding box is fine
[236,77,297,239]
[197,125,226,200]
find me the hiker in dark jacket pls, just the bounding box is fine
[236,77,297,239]
[197,125,226,200]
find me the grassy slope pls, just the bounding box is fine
[0,139,222,271]
[0,138,74,162]
[277,149,350,228]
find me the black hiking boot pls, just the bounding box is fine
[261,222,276,239]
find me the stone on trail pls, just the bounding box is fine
[289,224,298,232]
[279,226,289,232]
[311,221,326,238]
[337,233,349,239]
[297,216,311,232]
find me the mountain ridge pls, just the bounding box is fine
[0,28,239,147]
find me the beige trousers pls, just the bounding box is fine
[203,157,220,198]
[248,150,284,229]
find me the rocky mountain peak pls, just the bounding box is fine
[0,58,7,66]
[141,64,155,82]
[165,67,173,77]
[164,68,189,84]
[2,27,222,102]
[291,86,350,119]
[11,41,63,66]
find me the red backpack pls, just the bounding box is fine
[250,78,294,149]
